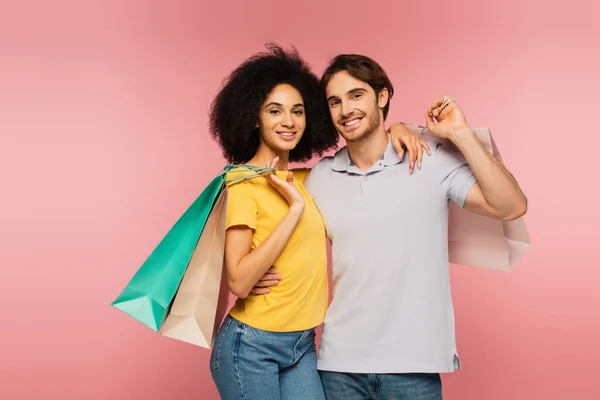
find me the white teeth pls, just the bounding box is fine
[343,119,360,126]
[279,132,295,137]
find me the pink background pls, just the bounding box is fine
[1,0,598,398]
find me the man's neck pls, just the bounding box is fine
[346,126,388,172]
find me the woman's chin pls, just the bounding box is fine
[273,139,301,152]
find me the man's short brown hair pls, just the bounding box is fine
[321,54,394,119]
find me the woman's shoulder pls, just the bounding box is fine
[291,168,312,185]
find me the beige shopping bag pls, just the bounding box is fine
[160,189,231,347]
[405,123,531,271]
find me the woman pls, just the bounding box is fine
[208,44,426,400]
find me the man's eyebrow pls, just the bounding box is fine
[327,88,367,103]
[348,88,367,95]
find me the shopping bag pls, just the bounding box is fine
[404,123,531,271]
[159,188,230,348]
[111,165,273,331]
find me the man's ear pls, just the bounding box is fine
[378,88,390,110]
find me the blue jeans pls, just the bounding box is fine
[210,315,325,400]
[319,370,442,400]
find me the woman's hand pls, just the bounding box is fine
[388,123,431,173]
[265,157,305,213]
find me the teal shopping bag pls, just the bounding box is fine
[111,164,273,331]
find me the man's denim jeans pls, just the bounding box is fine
[319,370,442,400]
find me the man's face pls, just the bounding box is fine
[325,70,388,143]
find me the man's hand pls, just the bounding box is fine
[388,123,431,174]
[425,96,528,221]
[424,96,469,140]
[249,267,281,295]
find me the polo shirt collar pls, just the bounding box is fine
[331,136,407,172]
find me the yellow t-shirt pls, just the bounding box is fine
[224,167,328,332]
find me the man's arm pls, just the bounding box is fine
[449,128,527,221]
[426,97,527,221]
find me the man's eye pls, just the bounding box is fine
[352,93,362,99]
[330,100,339,107]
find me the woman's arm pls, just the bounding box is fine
[225,168,305,299]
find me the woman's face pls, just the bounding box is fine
[257,84,306,153]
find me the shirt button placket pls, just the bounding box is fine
[359,174,365,201]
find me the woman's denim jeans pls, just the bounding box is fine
[210,315,325,400]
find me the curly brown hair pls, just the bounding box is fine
[209,44,338,164]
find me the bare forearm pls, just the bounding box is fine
[229,206,304,298]
[450,127,527,218]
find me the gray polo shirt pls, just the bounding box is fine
[304,137,477,373]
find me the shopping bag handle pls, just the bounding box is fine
[221,164,276,183]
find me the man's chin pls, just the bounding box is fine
[340,129,366,143]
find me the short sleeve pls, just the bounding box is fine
[291,168,312,186]
[433,141,477,208]
[225,181,258,230]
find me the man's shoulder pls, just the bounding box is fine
[314,146,348,172]
[309,150,345,182]
[313,154,336,172]
[428,139,468,166]
[303,152,341,192]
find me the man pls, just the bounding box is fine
[256,54,527,399]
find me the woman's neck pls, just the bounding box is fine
[248,142,290,171]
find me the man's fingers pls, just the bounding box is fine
[432,96,447,109]
[256,273,281,282]
[251,266,280,294]
[254,279,280,287]
[428,97,448,114]
[429,96,455,119]
[250,287,271,295]
[424,113,436,131]
[260,272,281,280]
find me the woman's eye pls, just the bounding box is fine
[269,109,280,114]
[293,110,304,115]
